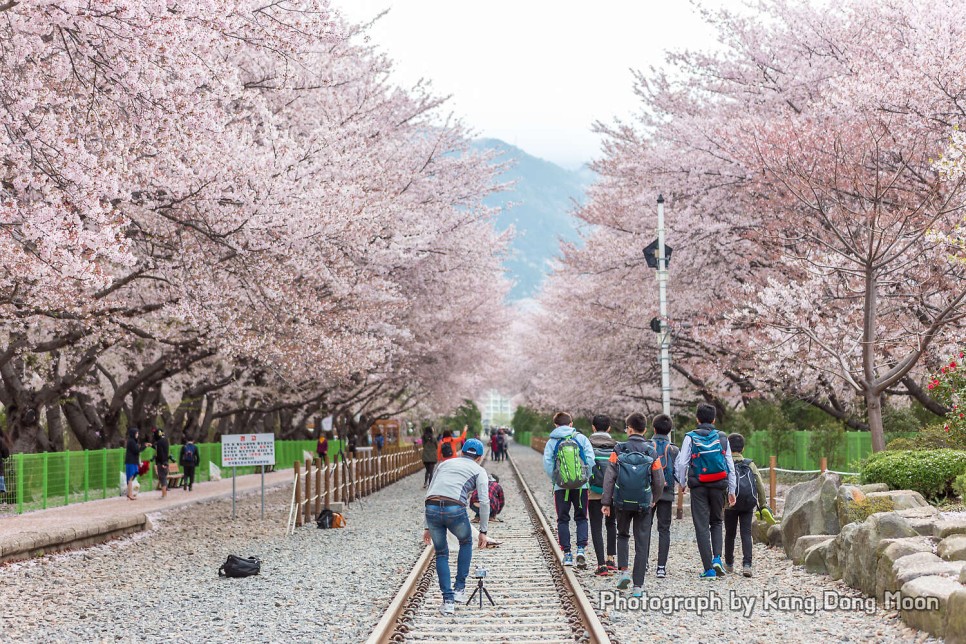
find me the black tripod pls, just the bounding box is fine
[466,573,495,608]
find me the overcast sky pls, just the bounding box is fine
[332,0,721,169]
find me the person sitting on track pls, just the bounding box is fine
[423,438,490,615]
[470,473,505,522]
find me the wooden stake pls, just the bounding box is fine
[820,457,827,473]
[294,460,303,527]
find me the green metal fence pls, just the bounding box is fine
[0,439,344,515]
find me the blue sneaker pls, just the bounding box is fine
[699,569,718,580]
[631,586,644,598]
[712,556,726,576]
[575,547,587,568]
[616,570,632,589]
[563,552,574,566]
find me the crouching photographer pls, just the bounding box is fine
[422,438,489,615]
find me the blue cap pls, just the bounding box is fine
[462,438,484,457]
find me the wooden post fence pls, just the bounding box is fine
[820,457,827,473]
[769,455,777,513]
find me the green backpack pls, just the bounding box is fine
[552,432,590,493]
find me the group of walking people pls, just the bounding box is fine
[489,428,508,461]
[124,426,200,500]
[543,403,767,598]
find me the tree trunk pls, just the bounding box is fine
[46,403,65,451]
[866,389,886,452]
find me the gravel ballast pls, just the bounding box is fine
[0,470,427,643]
[510,442,937,644]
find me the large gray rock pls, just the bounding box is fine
[875,538,939,598]
[865,490,929,511]
[767,524,783,548]
[793,535,835,565]
[945,589,966,644]
[859,483,890,493]
[896,506,941,537]
[781,472,841,558]
[939,535,966,561]
[899,575,962,639]
[826,522,860,581]
[891,555,964,594]
[752,517,770,545]
[934,517,966,539]
[840,512,919,596]
[803,541,831,575]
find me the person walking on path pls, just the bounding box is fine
[674,402,736,579]
[180,438,200,491]
[124,427,147,500]
[151,428,172,499]
[646,413,679,579]
[490,431,500,461]
[437,425,467,463]
[421,426,439,488]
[602,413,665,597]
[587,414,617,576]
[316,432,329,466]
[543,412,595,568]
[423,438,490,615]
[724,432,767,577]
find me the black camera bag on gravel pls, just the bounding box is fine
[218,555,261,578]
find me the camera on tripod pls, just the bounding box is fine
[467,565,494,607]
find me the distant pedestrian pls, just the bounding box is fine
[124,427,147,501]
[674,403,736,579]
[0,430,10,495]
[180,438,200,491]
[347,432,358,456]
[724,432,767,577]
[421,426,438,488]
[437,428,464,463]
[316,432,329,466]
[496,429,506,461]
[423,438,490,615]
[373,429,385,454]
[646,413,679,579]
[151,428,172,499]
[490,431,499,460]
[587,414,617,576]
[602,413,665,598]
[543,412,595,568]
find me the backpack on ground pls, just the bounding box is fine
[613,448,654,512]
[687,430,728,485]
[589,447,614,495]
[218,555,261,578]
[733,459,759,512]
[316,509,346,529]
[650,437,675,488]
[440,439,454,459]
[552,431,590,491]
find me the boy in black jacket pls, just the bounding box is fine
[647,414,679,579]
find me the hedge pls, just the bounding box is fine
[861,449,966,501]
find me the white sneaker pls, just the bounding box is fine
[453,589,467,603]
[440,601,455,615]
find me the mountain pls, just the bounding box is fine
[473,139,588,300]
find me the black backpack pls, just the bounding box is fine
[440,440,454,459]
[733,459,759,512]
[317,508,334,529]
[613,446,654,513]
[218,555,260,578]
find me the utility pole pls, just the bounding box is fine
[656,194,672,417]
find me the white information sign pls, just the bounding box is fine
[221,433,276,467]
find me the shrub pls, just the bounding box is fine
[844,495,896,525]
[954,474,966,500]
[861,449,966,501]
[885,437,917,451]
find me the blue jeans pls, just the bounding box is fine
[554,488,589,553]
[426,505,473,602]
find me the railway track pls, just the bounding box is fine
[366,448,615,644]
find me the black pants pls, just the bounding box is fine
[616,509,653,587]
[724,508,754,567]
[587,499,617,566]
[182,465,195,490]
[690,485,726,572]
[554,489,588,553]
[645,498,673,568]
[423,461,436,486]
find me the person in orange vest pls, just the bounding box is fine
[437,425,468,462]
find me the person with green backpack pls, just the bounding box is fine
[587,414,618,576]
[601,412,665,598]
[543,412,595,567]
